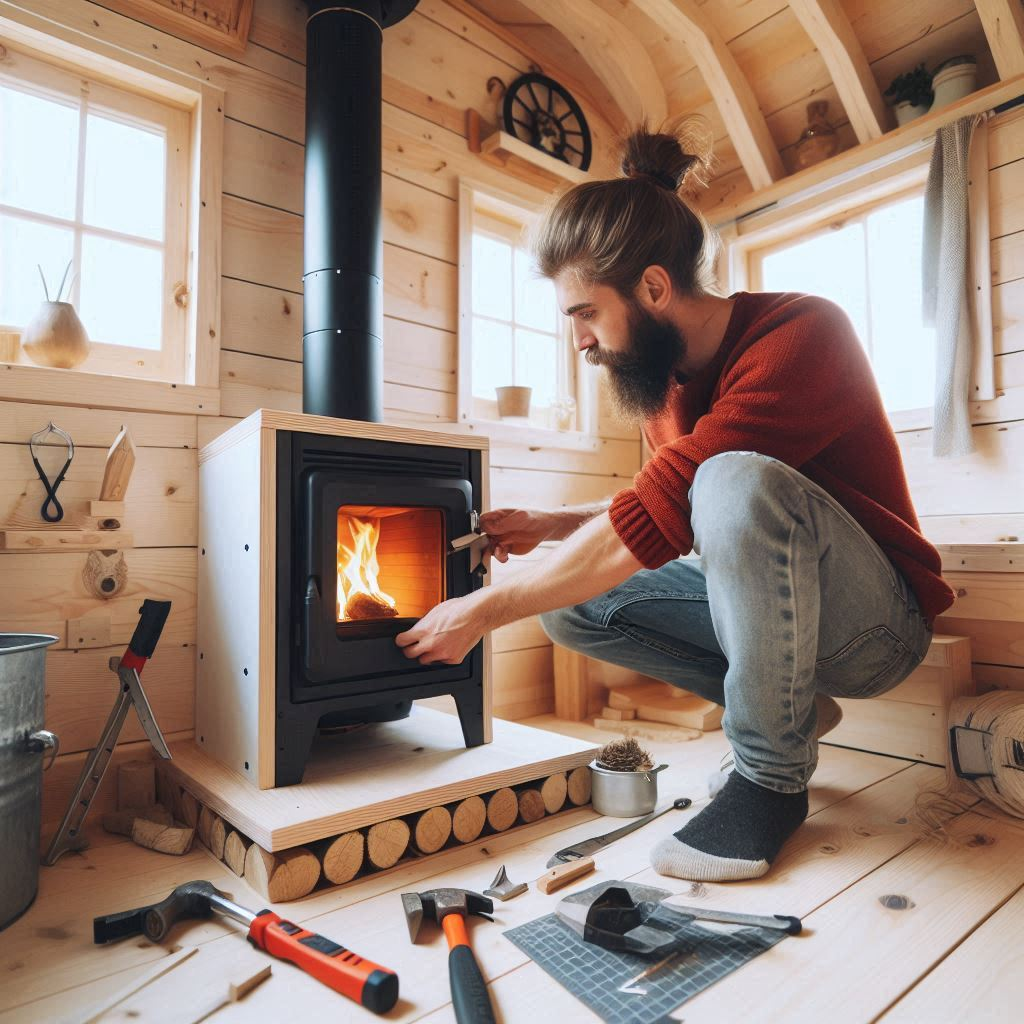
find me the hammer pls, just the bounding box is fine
[401,887,495,1024]
[94,880,398,1014]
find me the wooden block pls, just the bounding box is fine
[451,795,486,843]
[827,699,947,765]
[366,819,410,869]
[553,645,588,721]
[224,830,250,877]
[608,683,694,710]
[131,818,195,856]
[89,500,125,518]
[99,425,137,501]
[243,843,321,902]
[0,529,133,551]
[566,766,592,806]
[118,761,156,811]
[601,706,636,720]
[634,695,724,731]
[412,806,452,854]
[180,791,200,829]
[536,856,596,894]
[319,831,365,884]
[66,614,112,649]
[517,787,546,824]
[593,718,703,742]
[102,804,174,836]
[486,787,518,832]
[541,773,568,814]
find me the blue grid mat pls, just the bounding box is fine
[504,911,787,1024]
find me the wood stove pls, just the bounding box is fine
[197,411,490,789]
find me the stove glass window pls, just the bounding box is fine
[336,506,444,626]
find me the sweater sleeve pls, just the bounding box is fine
[609,299,872,567]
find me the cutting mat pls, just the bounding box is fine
[503,890,789,1024]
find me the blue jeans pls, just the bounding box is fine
[541,451,934,793]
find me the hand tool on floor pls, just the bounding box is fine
[93,880,399,1014]
[537,856,596,894]
[29,420,74,522]
[402,887,495,1024]
[44,599,173,865]
[483,865,527,901]
[546,796,692,868]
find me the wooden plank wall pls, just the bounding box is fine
[0,0,640,829]
[897,106,1024,693]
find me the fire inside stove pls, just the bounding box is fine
[336,506,445,627]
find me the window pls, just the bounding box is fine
[0,44,190,382]
[749,189,935,414]
[458,181,597,444]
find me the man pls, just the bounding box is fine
[396,124,954,883]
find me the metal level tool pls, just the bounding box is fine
[43,599,172,865]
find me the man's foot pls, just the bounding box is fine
[650,771,808,882]
[708,692,842,798]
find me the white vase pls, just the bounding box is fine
[21,301,90,369]
[893,100,931,126]
[931,63,977,109]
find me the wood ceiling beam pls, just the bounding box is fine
[631,0,784,190]
[975,0,1024,79]
[788,0,890,142]
[513,0,668,127]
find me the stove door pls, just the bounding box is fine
[294,470,479,698]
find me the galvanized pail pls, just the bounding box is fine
[0,634,59,930]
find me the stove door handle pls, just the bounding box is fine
[304,576,326,672]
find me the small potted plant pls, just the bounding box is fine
[884,64,934,126]
[931,54,977,109]
[495,385,531,420]
[590,738,667,817]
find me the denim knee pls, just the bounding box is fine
[539,605,596,652]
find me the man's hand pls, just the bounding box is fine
[396,592,492,665]
[478,507,556,562]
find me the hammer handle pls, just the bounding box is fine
[442,915,495,1024]
[249,911,398,1015]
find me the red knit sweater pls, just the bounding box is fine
[608,291,955,621]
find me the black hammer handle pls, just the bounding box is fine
[449,946,495,1024]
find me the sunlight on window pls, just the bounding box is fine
[79,236,163,349]
[0,85,79,220]
[515,327,558,405]
[514,247,557,333]
[471,316,512,399]
[84,114,166,241]
[759,194,935,413]
[472,234,512,321]
[0,216,74,325]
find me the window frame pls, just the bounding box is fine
[0,11,223,416]
[0,44,190,382]
[457,178,599,451]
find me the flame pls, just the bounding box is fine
[337,516,397,620]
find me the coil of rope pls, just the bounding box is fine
[948,691,1024,819]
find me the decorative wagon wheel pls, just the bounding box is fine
[501,72,592,172]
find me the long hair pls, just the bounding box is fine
[532,116,721,297]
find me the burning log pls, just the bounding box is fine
[344,591,399,620]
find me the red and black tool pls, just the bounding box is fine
[94,880,399,1014]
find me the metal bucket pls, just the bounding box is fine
[590,761,668,817]
[0,634,59,931]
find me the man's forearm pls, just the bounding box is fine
[479,511,643,630]
[547,499,613,540]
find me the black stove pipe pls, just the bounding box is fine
[303,1,419,422]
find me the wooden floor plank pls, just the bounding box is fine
[878,882,1024,1023]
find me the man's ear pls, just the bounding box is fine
[636,265,673,311]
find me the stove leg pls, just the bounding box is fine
[453,685,486,747]
[274,713,319,787]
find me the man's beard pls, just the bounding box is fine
[586,302,687,423]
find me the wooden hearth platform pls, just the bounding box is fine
[161,708,598,900]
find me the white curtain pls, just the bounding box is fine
[922,115,983,458]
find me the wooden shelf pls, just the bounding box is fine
[712,72,1024,224]
[478,130,591,191]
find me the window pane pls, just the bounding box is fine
[79,235,162,348]
[866,197,935,412]
[471,233,512,320]
[84,113,166,240]
[0,84,79,219]
[514,248,557,332]
[760,223,870,347]
[514,328,558,407]
[0,214,74,326]
[472,316,512,399]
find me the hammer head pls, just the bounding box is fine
[143,880,222,941]
[400,888,494,943]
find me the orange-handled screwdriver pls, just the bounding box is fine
[94,881,398,1014]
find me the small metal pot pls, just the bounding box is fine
[590,761,668,817]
